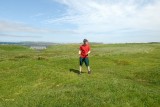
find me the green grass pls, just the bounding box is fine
[0,43,160,107]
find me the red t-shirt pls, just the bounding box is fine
[80,44,90,58]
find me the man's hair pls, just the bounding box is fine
[83,39,88,44]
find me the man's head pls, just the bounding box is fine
[83,39,88,45]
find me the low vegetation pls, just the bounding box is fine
[0,43,160,107]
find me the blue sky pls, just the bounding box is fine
[0,0,160,43]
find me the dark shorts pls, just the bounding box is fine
[79,57,89,66]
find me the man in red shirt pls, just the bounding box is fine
[79,39,91,74]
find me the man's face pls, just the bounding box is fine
[84,41,88,45]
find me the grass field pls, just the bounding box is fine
[0,43,160,107]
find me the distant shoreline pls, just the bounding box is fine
[0,41,159,46]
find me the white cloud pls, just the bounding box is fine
[0,20,79,34]
[0,20,47,33]
[50,0,160,35]
[0,20,81,42]
[0,33,41,38]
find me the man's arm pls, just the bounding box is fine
[79,50,81,55]
[87,51,91,54]
[87,46,91,54]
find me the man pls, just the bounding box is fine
[79,39,91,74]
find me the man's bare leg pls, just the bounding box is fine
[79,66,82,74]
[87,66,91,74]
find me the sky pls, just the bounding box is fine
[0,0,160,43]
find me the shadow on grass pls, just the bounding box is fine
[69,69,80,74]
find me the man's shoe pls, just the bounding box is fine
[79,71,82,75]
[88,71,91,74]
